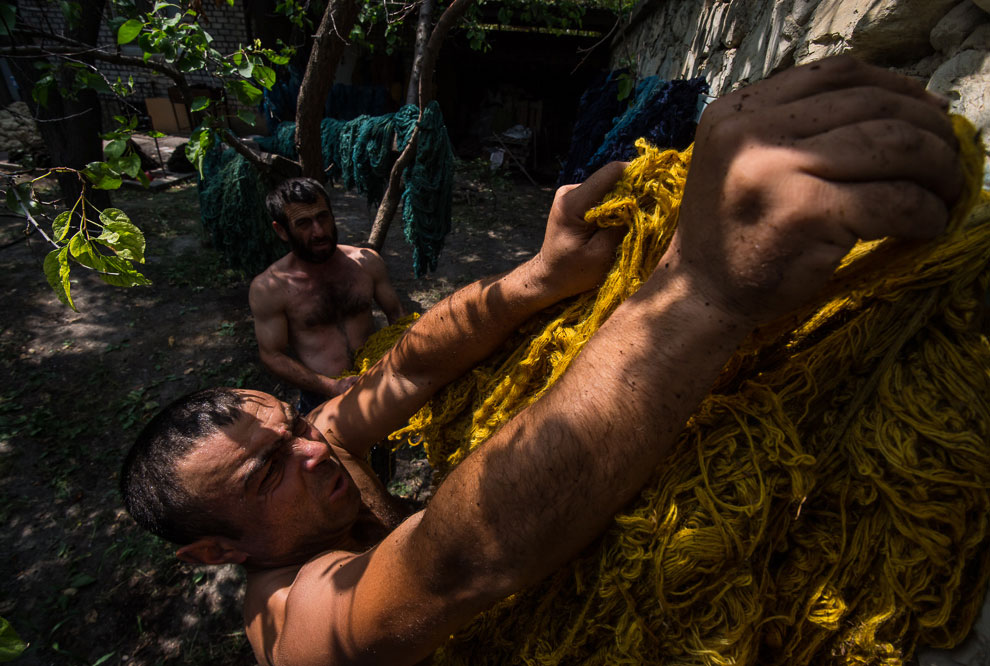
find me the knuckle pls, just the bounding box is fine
[875,118,925,153]
[820,54,866,80]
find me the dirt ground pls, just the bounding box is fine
[0,170,553,665]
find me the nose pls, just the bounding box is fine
[293,438,333,472]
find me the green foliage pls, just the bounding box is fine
[0,616,27,662]
[5,175,150,310]
[11,0,300,307]
[459,0,637,51]
[0,3,16,37]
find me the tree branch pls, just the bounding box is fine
[295,0,360,179]
[3,30,187,84]
[368,0,476,252]
[219,129,301,180]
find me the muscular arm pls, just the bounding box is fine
[361,249,405,324]
[281,58,963,666]
[310,163,628,456]
[249,276,354,400]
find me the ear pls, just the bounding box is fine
[176,536,250,565]
[272,221,289,242]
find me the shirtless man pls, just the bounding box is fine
[250,178,405,413]
[120,58,962,666]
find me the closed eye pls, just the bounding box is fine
[258,452,283,493]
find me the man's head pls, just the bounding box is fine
[265,177,338,263]
[120,388,360,568]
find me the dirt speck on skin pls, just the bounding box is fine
[0,173,555,665]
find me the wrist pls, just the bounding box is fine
[640,253,754,343]
[512,255,572,309]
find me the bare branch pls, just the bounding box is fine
[296,0,360,179]
[369,0,477,251]
[5,178,58,249]
[0,39,186,86]
[219,129,302,180]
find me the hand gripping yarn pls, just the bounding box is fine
[352,116,990,666]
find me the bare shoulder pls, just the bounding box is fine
[244,550,353,666]
[270,514,432,666]
[250,260,290,314]
[258,549,359,666]
[338,245,386,271]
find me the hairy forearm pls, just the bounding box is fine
[330,258,565,446]
[414,263,750,606]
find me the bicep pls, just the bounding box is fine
[362,251,405,320]
[250,285,290,355]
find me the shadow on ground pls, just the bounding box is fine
[0,172,554,665]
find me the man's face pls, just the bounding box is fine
[175,389,360,566]
[280,199,338,263]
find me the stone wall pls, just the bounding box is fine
[611,0,990,179]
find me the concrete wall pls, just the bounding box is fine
[611,0,990,179]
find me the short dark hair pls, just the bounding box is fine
[120,387,244,545]
[265,177,332,227]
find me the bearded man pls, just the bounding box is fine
[249,178,405,414]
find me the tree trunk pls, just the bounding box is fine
[405,0,434,106]
[367,0,476,252]
[295,0,360,180]
[11,0,110,211]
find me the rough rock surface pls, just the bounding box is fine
[612,0,990,195]
[0,101,45,159]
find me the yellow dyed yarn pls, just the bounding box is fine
[346,313,420,375]
[355,117,990,665]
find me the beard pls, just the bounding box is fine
[286,228,337,264]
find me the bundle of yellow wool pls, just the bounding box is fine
[356,117,990,665]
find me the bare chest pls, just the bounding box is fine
[283,266,374,331]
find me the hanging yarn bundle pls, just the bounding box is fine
[253,102,454,276]
[197,148,283,275]
[355,116,990,665]
[558,75,709,186]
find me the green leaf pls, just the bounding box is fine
[44,247,75,310]
[79,69,111,94]
[68,233,104,270]
[118,153,142,179]
[0,4,18,37]
[99,256,151,287]
[252,64,275,90]
[264,49,291,65]
[185,126,214,177]
[52,211,71,241]
[59,0,81,29]
[32,73,54,107]
[236,109,257,127]
[104,138,127,159]
[228,79,262,106]
[190,96,210,112]
[236,57,254,79]
[91,652,116,666]
[96,209,145,262]
[69,573,96,588]
[117,18,142,44]
[136,169,151,188]
[146,130,165,138]
[82,161,123,190]
[0,616,27,661]
[5,182,40,217]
